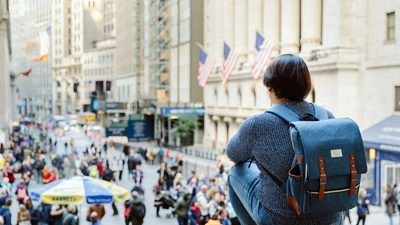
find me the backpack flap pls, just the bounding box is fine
[291,118,367,214]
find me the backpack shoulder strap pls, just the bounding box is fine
[311,103,330,120]
[267,104,300,123]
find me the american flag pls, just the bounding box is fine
[222,42,239,84]
[252,31,273,80]
[198,48,215,87]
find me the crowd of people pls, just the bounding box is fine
[151,152,238,225]
[0,123,149,225]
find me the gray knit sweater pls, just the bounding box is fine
[226,101,343,225]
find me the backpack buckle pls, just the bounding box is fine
[318,157,327,200]
[349,154,358,196]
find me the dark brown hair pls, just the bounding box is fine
[263,54,312,101]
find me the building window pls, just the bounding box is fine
[387,12,396,41]
[395,86,400,111]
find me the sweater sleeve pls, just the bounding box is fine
[226,116,256,163]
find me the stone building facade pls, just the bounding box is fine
[0,0,12,137]
[203,0,400,150]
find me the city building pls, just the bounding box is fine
[114,0,143,113]
[144,0,204,146]
[81,40,115,112]
[52,0,104,115]
[81,0,115,113]
[202,0,400,206]
[143,0,168,106]
[9,0,52,120]
[0,0,12,137]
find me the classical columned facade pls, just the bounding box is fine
[203,0,320,150]
[203,0,388,151]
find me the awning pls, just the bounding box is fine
[362,115,400,152]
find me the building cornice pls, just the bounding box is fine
[207,68,253,84]
[205,105,266,121]
[365,60,400,69]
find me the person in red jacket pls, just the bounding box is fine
[97,161,104,178]
[43,168,57,184]
[3,164,15,184]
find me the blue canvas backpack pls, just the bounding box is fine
[266,103,368,216]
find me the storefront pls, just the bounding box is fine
[362,115,400,205]
[158,106,205,147]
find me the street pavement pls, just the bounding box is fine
[7,128,400,225]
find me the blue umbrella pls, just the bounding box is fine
[31,176,130,205]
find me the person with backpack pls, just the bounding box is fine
[15,182,28,204]
[226,54,367,225]
[125,191,146,225]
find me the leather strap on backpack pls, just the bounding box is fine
[349,154,357,196]
[318,157,327,200]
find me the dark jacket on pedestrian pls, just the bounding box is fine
[38,203,52,224]
[126,197,146,225]
[0,206,11,225]
[175,194,190,218]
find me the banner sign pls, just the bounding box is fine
[161,107,205,117]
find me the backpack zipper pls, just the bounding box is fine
[307,184,360,195]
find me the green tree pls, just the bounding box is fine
[173,116,199,146]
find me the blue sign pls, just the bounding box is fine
[105,117,154,142]
[105,127,126,136]
[161,107,205,117]
[126,119,154,142]
[92,100,99,111]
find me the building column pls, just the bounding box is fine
[263,0,280,56]
[301,0,322,52]
[227,119,237,140]
[281,0,300,53]
[223,0,234,45]
[204,115,216,148]
[248,0,263,62]
[234,0,248,59]
[217,119,227,150]
[215,0,224,65]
